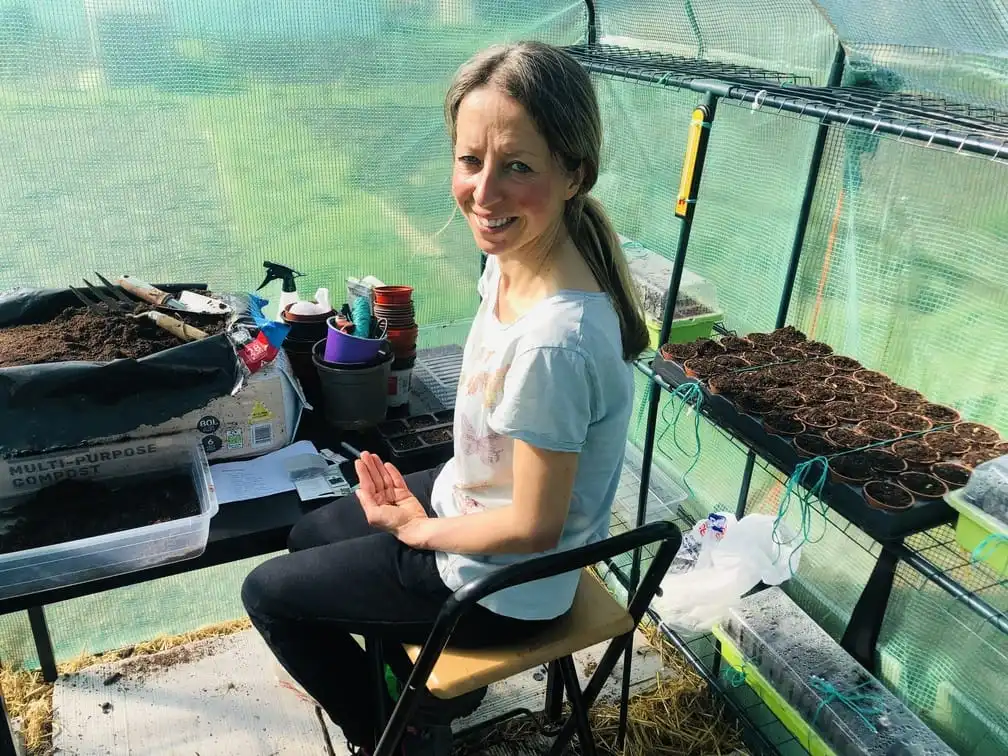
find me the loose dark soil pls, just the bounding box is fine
[885,385,925,405]
[891,440,940,465]
[674,294,713,319]
[852,369,890,388]
[830,453,873,482]
[659,342,697,363]
[962,448,1003,469]
[897,472,947,499]
[825,375,864,394]
[419,428,452,445]
[765,388,805,409]
[708,374,747,395]
[800,361,835,380]
[824,355,861,372]
[406,415,440,429]
[720,336,754,353]
[953,422,1001,446]
[713,354,751,372]
[864,480,914,510]
[738,370,781,391]
[888,412,933,432]
[864,449,907,475]
[856,420,901,441]
[0,306,227,367]
[994,442,1008,455]
[856,393,898,414]
[831,401,871,422]
[390,436,423,452]
[932,462,971,489]
[799,407,837,429]
[763,412,805,436]
[694,339,727,357]
[736,393,779,415]
[0,476,199,554]
[922,431,971,456]
[741,350,776,367]
[825,427,869,450]
[768,364,804,386]
[794,433,837,457]
[918,403,961,424]
[745,333,778,350]
[770,345,806,362]
[683,357,718,378]
[378,419,408,436]
[800,340,834,357]
[771,326,807,343]
[799,384,836,404]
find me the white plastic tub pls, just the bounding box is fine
[0,435,218,601]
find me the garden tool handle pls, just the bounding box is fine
[146,312,209,342]
[116,275,174,307]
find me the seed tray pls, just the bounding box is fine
[652,356,954,541]
[713,587,955,756]
[377,410,455,465]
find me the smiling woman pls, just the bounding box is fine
[241,41,648,756]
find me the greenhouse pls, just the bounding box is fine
[0,1,1005,754]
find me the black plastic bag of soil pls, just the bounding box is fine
[0,284,252,458]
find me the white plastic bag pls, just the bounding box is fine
[653,512,802,636]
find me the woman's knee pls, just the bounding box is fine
[287,494,367,551]
[241,558,284,624]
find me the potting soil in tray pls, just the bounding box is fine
[0,475,200,554]
[0,305,228,368]
[715,587,956,756]
[652,353,956,540]
[377,410,455,464]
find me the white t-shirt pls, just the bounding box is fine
[430,254,634,620]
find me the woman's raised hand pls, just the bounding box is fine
[354,451,429,539]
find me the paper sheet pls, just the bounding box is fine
[209,440,320,504]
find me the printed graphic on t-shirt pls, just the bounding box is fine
[459,415,505,465]
[453,487,485,514]
[465,364,510,408]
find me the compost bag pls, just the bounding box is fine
[0,284,253,457]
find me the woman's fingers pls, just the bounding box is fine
[384,462,410,492]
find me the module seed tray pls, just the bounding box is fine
[713,587,955,756]
[377,410,455,463]
[652,357,953,540]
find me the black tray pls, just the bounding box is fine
[652,357,954,541]
[377,410,455,466]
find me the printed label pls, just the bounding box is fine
[250,422,274,448]
[202,435,223,454]
[225,426,244,450]
[249,400,274,423]
[6,442,158,489]
[197,415,221,435]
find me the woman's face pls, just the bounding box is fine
[451,86,579,258]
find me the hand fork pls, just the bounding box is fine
[69,272,139,313]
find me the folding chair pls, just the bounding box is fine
[372,520,682,756]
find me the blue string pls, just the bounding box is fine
[772,455,830,573]
[809,676,887,735]
[971,533,1008,565]
[723,664,748,688]
[655,382,705,497]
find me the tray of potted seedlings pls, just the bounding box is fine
[376,409,455,467]
[652,327,1006,541]
[713,587,956,756]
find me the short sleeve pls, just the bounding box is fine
[488,347,593,453]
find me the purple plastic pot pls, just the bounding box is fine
[324,316,383,364]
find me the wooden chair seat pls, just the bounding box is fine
[403,569,633,699]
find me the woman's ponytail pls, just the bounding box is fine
[565,196,650,361]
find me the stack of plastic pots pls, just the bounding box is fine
[373,286,418,408]
[280,304,334,411]
[311,317,393,429]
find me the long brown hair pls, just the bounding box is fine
[445,41,649,361]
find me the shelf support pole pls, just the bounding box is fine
[622,92,719,749]
[583,1,597,46]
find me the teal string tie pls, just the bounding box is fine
[723,665,747,688]
[655,382,705,497]
[971,533,1008,565]
[772,455,830,574]
[809,676,887,735]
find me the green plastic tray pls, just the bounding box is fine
[944,488,1008,576]
[646,310,723,350]
[712,624,838,756]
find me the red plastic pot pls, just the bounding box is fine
[374,285,414,305]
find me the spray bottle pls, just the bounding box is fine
[257,261,305,320]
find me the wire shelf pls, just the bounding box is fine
[634,358,1008,637]
[566,44,1008,161]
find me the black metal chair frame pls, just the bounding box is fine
[371,520,683,756]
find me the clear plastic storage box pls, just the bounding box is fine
[945,453,1008,575]
[0,434,218,601]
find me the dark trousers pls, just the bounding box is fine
[241,465,552,749]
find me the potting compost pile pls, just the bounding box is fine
[653,326,1006,536]
[0,305,229,369]
[0,475,200,554]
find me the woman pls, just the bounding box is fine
[241,40,649,755]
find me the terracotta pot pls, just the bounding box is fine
[930,461,971,490]
[864,449,907,475]
[373,285,414,305]
[829,453,873,485]
[863,480,914,511]
[896,471,948,500]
